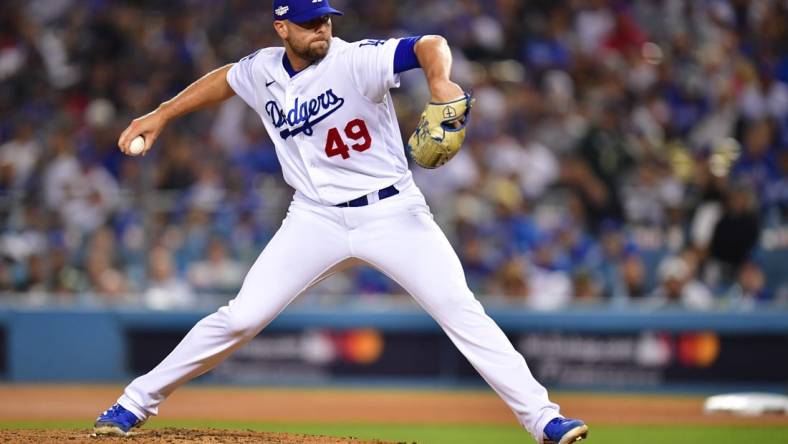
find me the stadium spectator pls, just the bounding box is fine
[0,122,42,192]
[724,260,772,310]
[144,245,194,310]
[16,254,47,293]
[187,238,244,295]
[572,269,603,306]
[648,256,714,311]
[49,247,85,297]
[707,185,761,284]
[611,252,649,305]
[0,260,12,293]
[83,227,129,302]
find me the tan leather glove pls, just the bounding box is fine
[407,93,473,169]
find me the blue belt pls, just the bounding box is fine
[335,185,399,208]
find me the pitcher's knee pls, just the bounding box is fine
[427,290,482,319]
[224,309,266,339]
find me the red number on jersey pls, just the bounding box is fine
[324,127,350,159]
[324,119,373,160]
[345,119,372,152]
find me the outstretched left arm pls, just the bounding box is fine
[414,35,465,102]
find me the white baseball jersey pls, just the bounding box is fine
[227,37,411,205]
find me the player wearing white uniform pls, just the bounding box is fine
[94,1,588,443]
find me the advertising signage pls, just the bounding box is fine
[126,327,788,387]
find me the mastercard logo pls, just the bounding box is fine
[337,329,385,364]
[678,332,720,368]
[301,329,385,365]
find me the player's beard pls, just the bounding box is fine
[289,38,330,62]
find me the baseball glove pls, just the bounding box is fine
[407,93,473,169]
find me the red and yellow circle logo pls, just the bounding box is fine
[678,332,720,368]
[338,329,384,364]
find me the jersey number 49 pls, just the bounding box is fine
[325,119,371,160]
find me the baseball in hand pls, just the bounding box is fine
[129,135,146,155]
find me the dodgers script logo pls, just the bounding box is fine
[265,89,345,139]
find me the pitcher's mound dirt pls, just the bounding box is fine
[0,428,403,444]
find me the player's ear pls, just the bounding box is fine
[273,20,288,39]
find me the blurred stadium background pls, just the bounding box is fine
[0,0,787,432]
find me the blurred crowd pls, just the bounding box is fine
[0,0,786,310]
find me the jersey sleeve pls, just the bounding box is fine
[227,50,262,111]
[394,36,422,74]
[346,38,404,103]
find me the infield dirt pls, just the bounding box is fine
[0,428,401,443]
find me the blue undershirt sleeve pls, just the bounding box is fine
[393,36,423,74]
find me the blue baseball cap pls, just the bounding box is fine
[272,0,343,23]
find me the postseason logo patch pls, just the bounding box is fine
[275,5,289,17]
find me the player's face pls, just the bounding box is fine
[279,15,333,62]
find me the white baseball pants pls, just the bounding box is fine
[118,181,561,442]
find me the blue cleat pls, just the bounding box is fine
[543,417,588,444]
[93,403,145,436]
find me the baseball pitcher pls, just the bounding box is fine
[95,1,587,443]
